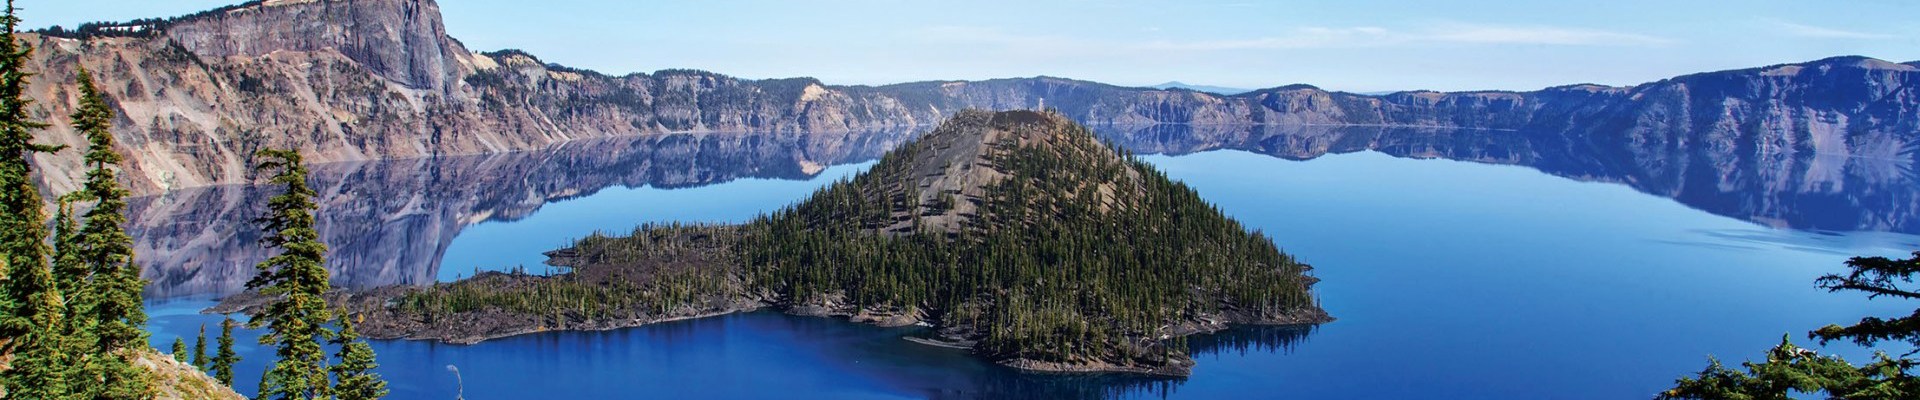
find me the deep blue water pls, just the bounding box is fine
[146,149,1918,399]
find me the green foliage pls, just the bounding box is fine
[400,271,651,319]
[1661,337,1918,400]
[399,223,738,320]
[1662,252,1920,399]
[72,67,151,350]
[70,67,157,398]
[50,200,92,365]
[0,2,76,396]
[50,199,87,324]
[0,9,154,395]
[247,149,337,400]
[1811,254,1920,352]
[193,324,209,369]
[171,337,188,363]
[744,112,1311,364]
[212,317,240,386]
[330,313,389,400]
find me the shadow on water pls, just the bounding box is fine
[912,325,1315,400]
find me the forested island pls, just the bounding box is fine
[282,110,1331,376]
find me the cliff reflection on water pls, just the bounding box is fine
[129,130,909,298]
[1098,123,1920,235]
[128,124,1918,299]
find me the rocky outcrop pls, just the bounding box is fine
[21,0,1918,201]
[162,0,466,93]
[19,0,934,198]
[133,349,247,400]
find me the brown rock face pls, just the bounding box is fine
[21,0,944,197]
[163,0,465,92]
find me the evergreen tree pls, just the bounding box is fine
[248,149,336,400]
[170,337,187,363]
[212,317,240,386]
[1810,253,1920,352]
[69,67,152,398]
[50,199,86,320]
[192,323,209,369]
[1662,252,1920,399]
[331,312,389,400]
[49,198,101,398]
[0,1,72,396]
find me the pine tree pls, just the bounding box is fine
[0,1,72,396]
[50,199,87,320]
[171,337,188,363]
[212,317,240,386]
[69,67,153,398]
[1662,252,1920,399]
[248,149,336,400]
[192,323,209,369]
[49,198,102,398]
[331,312,389,400]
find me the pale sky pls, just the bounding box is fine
[18,0,1920,92]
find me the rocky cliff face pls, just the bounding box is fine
[20,0,951,198]
[163,0,465,93]
[21,0,1918,202]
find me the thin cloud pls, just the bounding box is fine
[1766,20,1894,39]
[1423,23,1673,46]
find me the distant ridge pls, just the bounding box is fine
[16,0,1920,203]
[1149,81,1251,95]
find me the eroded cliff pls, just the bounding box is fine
[22,0,1918,204]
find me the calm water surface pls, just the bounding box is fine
[146,149,1918,399]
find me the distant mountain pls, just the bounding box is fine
[1149,81,1251,95]
[20,0,1919,203]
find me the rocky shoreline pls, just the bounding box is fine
[210,282,776,345]
[208,274,1331,376]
